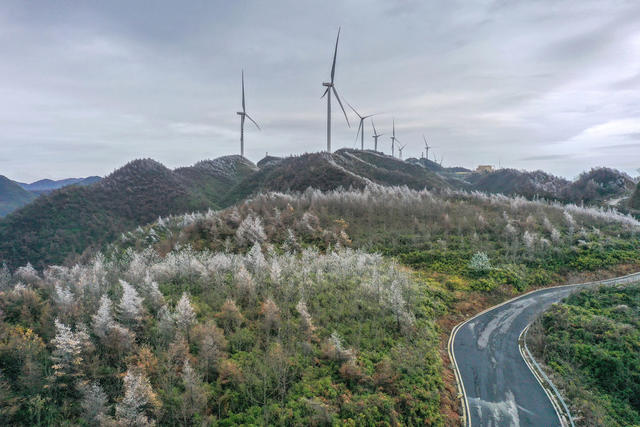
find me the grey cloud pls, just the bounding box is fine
[0,0,639,181]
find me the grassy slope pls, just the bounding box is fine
[527,283,640,426]
[0,175,37,217]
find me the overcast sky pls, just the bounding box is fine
[1,0,639,181]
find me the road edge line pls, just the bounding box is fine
[518,325,574,427]
[447,270,640,426]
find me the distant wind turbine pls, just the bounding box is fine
[423,135,432,161]
[390,119,400,157]
[347,102,376,150]
[322,27,350,152]
[371,120,384,152]
[398,143,407,160]
[237,70,260,158]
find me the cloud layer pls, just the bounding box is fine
[1,0,639,180]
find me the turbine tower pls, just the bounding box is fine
[398,143,407,160]
[322,27,350,152]
[423,135,432,161]
[237,70,260,157]
[347,102,375,150]
[390,119,400,157]
[371,120,384,152]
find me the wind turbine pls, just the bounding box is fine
[390,119,400,157]
[398,143,407,160]
[371,120,384,152]
[347,102,375,150]
[237,70,260,158]
[423,135,432,161]
[322,27,350,152]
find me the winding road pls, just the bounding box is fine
[450,272,640,426]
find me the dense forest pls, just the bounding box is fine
[1,184,639,425]
[528,283,640,426]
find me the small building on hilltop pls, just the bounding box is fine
[476,165,494,173]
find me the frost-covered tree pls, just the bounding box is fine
[50,319,84,389]
[92,295,115,339]
[468,252,491,272]
[55,283,75,317]
[260,298,281,332]
[235,214,266,246]
[157,305,175,344]
[115,368,158,426]
[180,360,206,424]
[79,381,108,425]
[296,300,316,337]
[118,280,144,325]
[175,293,196,335]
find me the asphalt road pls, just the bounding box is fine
[452,272,640,426]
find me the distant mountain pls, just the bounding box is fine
[561,167,635,205]
[0,175,37,217]
[465,167,635,205]
[0,156,256,269]
[18,176,102,194]
[467,168,570,200]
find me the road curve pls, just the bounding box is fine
[451,272,640,426]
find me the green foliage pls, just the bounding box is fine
[529,283,640,426]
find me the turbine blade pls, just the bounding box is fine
[346,101,362,119]
[371,120,377,135]
[355,119,363,142]
[242,70,246,112]
[331,27,340,83]
[332,87,350,127]
[245,113,261,130]
[321,87,329,99]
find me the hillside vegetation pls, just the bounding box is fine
[0,151,448,270]
[466,167,635,206]
[0,157,257,270]
[528,283,640,426]
[0,175,37,217]
[1,184,639,425]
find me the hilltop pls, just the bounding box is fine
[0,175,37,217]
[0,150,448,269]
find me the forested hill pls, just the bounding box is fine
[0,156,257,269]
[0,150,448,270]
[0,175,37,217]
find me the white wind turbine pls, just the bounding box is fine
[347,102,376,150]
[390,119,400,157]
[423,135,432,161]
[322,27,350,152]
[237,70,260,158]
[371,120,384,152]
[398,143,407,160]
